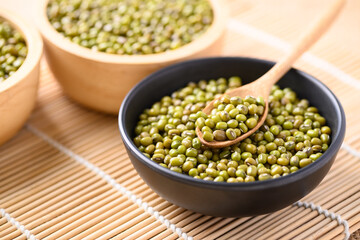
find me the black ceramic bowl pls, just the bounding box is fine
[118,57,345,217]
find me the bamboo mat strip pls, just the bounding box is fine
[2,126,354,239]
[25,125,193,240]
[222,21,360,141]
[206,151,357,240]
[227,19,360,90]
[351,230,360,239]
[224,12,360,239]
[292,202,350,239]
[1,53,358,239]
[0,50,358,240]
[1,0,360,239]
[343,144,360,159]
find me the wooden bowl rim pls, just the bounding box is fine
[0,9,43,92]
[36,0,227,65]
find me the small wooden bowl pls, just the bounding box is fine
[0,10,43,145]
[36,0,227,114]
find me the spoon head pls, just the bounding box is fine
[197,90,269,148]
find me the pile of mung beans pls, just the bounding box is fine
[133,77,331,182]
[0,19,27,82]
[47,0,213,55]
[196,94,265,142]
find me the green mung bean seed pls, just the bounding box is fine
[134,77,331,182]
[47,0,213,55]
[0,19,27,82]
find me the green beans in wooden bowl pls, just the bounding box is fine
[36,0,227,114]
[0,9,42,145]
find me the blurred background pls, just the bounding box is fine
[0,0,359,57]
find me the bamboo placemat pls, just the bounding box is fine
[1,0,360,239]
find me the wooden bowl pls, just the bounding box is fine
[36,0,227,114]
[0,9,43,145]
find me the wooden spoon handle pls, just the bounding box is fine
[256,0,346,95]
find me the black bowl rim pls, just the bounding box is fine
[118,56,346,191]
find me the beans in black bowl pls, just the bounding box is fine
[118,57,345,217]
[133,75,332,183]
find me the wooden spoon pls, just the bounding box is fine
[197,0,346,148]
